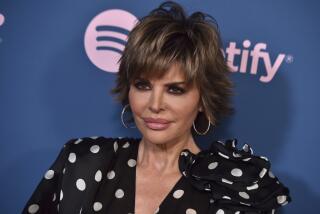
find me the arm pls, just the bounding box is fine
[22,139,74,214]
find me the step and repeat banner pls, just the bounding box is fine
[0,0,319,213]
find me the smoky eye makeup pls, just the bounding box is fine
[167,85,186,94]
[133,79,150,90]
[132,78,186,95]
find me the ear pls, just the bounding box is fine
[198,97,204,112]
[198,105,203,112]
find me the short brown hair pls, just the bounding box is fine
[110,1,234,125]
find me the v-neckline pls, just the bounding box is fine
[132,138,184,214]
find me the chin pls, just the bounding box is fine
[141,130,174,145]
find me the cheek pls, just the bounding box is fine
[176,101,198,120]
[171,93,200,121]
[128,87,146,115]
[179,89,200,109]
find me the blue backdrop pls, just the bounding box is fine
[1,0,319,213]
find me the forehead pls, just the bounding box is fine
[139,63,187,82]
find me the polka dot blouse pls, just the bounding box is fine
[23,136,291,214]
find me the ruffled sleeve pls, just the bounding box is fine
[22,138,74,214]
[178,138,291,214]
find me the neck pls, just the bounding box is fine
[136,134,201,176]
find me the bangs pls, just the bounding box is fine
[125,23,201,88]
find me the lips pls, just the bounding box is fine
[143,117,171,130]
[143,117,171,124]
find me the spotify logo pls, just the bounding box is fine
[0,13,5,27]
[0,13,5,43]
[84,9,138,73]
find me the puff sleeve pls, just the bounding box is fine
[22,138,74,214]
[178,138,292,214]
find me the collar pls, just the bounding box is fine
[178,138,291,212]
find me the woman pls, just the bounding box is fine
[23,1,291,214]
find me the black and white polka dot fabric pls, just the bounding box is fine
[179,139,291,213]
[23,137,291,214]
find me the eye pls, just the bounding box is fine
[133,81,150,90]
[133,80,186,95]
[168,86,185,94]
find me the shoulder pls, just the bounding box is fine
[179,138,292,213]
[56,136,140,170]
[63,136,140,154]
[22,136,140,213]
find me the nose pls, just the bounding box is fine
[148,88,164,113]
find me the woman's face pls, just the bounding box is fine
[128,63,202,145]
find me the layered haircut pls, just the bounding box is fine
[110,1,234,125]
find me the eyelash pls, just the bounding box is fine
[133,81,186,95]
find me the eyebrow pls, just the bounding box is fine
[136,78,186,86]
[164,81,186,86]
